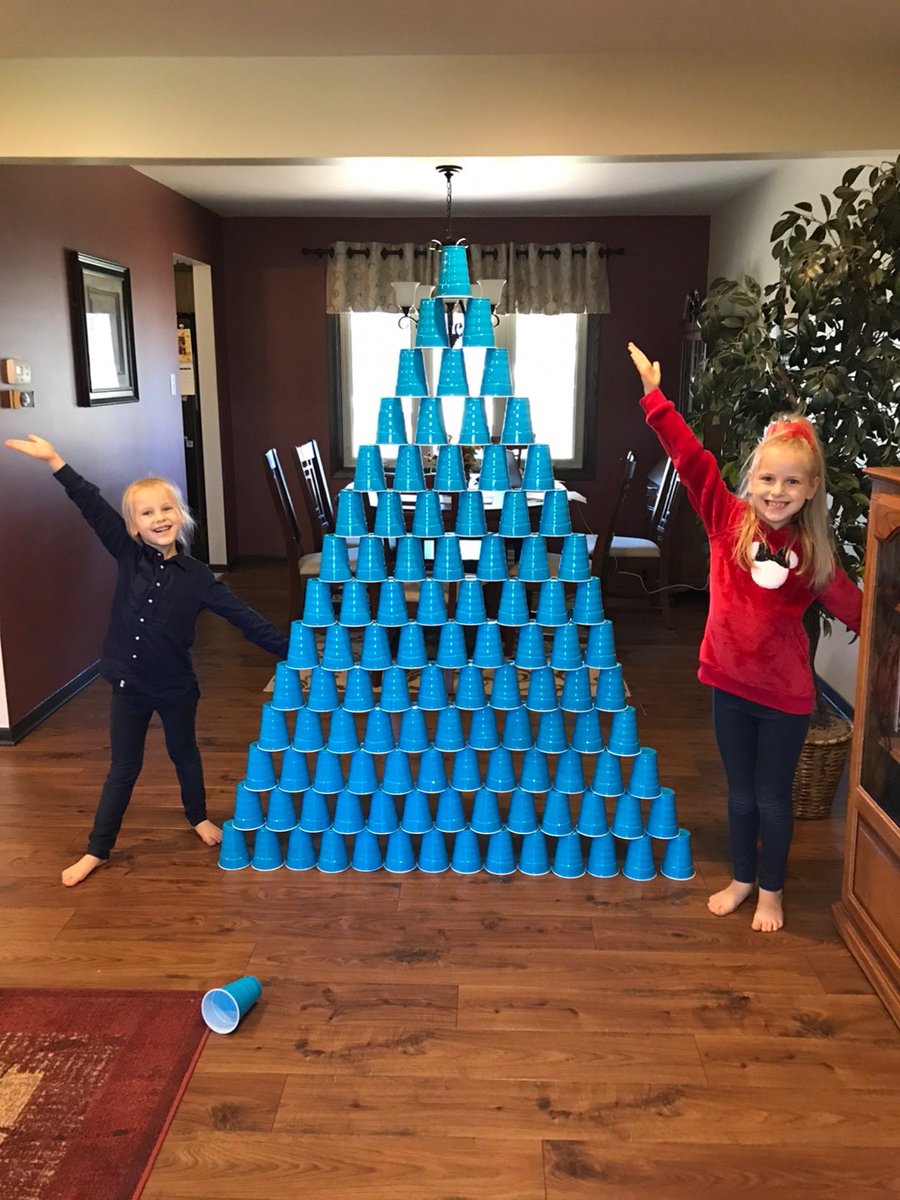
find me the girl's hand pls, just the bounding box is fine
[627,342,662,395]
[5,435,65,471]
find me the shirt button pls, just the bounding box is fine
[148,599,153,604]
[140,618,144,623]
[132,654,137,659]
[135,636,140,641]
[156,582,161,587]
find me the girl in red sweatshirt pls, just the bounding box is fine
[628,343,862,932]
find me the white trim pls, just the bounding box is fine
[0,625,8,729]
[187,261,228,564]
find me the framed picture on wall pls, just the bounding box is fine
[69,251,139,405]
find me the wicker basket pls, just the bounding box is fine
[792,710,853,819]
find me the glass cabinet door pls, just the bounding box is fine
[859,525,900,821]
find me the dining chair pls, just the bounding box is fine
[263,447,322,627]
[292,439,334,554]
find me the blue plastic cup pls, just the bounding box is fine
[541,787,575,836]
[525,666,557,712]
[571,709,604,755]
[455,664,487,710]
[535,579,569,628]
[414,296,450,349]
[279,747,312,795]
[353,444,387,492]
[301,578,335,627]
[584,621,617,670]
[560,667,593,713]
[455,489,487,537]
[479,443,511,491]
[433,534,465,582]
[518,829,550,875]
[396,623,428,670]
[595,664,627,712]
[552,831,585,878]
[393,443,427,492]
[320,534,352,583]
[480,347,512,396]
[535,708,567,754]
[520,746,551,793]
[623,833,657,881]
[475,534,508,582]
[608,706,641,757]
[647,786,679,840]
[576,791,609,837]
[436,245,472,296]
[628,747,662,800]
[417,663,449,711]
[271,661,304,712]
[312,748,345,794]
[589,749,625,797]
[434,705,466,752]
[202,975,262,1033]
[373,491,407,538]
[244,742,277,792]
[472,621,504,669]
[285,826,317,871]
[485,827,516,876]
[377,394,410,442]
[507,788,539,835]
[436,622,468,669]
[557,534,591,582]
[351,826,384,872]
[384,828,416,873]
[218,820,251,870]
[434,443,467,492]
[363,706,396,754]
[586,831,619,878]
[461,296,494,348]
[455,578,487,625]
[499,395,535,445]
[393,537,426,584]
[376,580,409,628]
[417,746,449,794]
[394,350,429,399]
[287,621,319,670]
[450,825,482,874]
[517,535,550,583]
[522,444,554,491]
[343,667,376,713]
[485,746,517,793]
[490,662,523,710]
[497,579,529,627]
[360,622,392,672]
[450,745,482,792]
[380,666,411,713]
[322,624,353,672]
[317,827,350,874]
[292,708,325,754]
[611,791,644,840]
[498,489,530,538]
[398,705,430,753]
[251,826,284,872]
[299,789,331,833]
[355,535,388,583]
[538,490,572,537]
[572,577,605,625]
[436,348,470,397]
[470,787,502,834]
[459,395,492,445]
[257,703,291,752]
[434,787,466,833]
[417,579,448,626]
[418,827,450,873]
[660,828,694,879]
[382,748,415,795]
[401,788,434,834]
[414,395,449,445]
[338,579,373,628]
[549,623,582,671]
[307,666,340,711]
[366,787,399,834]
[333,788,365,835]
[346,748,380,795]
[232,781,265,831]
[469,706,500,751]
[412,491,444,538]
[501,705,533,751]
[335,488,368,538]
[326,706,360,754]
[515,622,547,671]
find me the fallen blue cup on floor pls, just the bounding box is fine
[202,975,262,1034]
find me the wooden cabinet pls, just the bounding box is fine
[833,467,900,1027]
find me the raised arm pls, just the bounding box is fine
[5,433,66,472]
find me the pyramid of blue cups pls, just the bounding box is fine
[220,244,694,882]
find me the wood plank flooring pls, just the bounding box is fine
[1,562,898,1199]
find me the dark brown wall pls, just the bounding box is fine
[0,165,224,729]
[220,215,709,559]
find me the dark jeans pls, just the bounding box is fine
[712,688,810,892]
[87,684,207,859]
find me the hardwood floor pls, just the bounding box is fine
[2,562,898,1199]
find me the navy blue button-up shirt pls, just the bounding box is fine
[55,465,289,701]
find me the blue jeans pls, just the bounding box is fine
[712,688,810,892]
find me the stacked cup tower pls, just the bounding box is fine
[221,244,693,882]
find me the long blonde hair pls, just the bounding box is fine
[121,477,196,546]
[733,415,836,589]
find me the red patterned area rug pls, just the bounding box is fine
[0,989,208,1200]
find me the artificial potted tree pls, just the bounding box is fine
[691,154,899,816]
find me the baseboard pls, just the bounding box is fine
[0,662,100,746]
[817,676,854,720]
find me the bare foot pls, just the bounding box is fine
[61,854,105,887]
[708,879,754,917]
[193,819,223,846]
[752,888,784,932]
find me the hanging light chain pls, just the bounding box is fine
[436,164,462,244]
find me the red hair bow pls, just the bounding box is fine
[764,419,816,448]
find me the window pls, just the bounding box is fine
[329,311,597,477]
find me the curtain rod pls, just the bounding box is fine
[301,245,625,260]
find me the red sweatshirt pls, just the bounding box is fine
[641,389,862,715]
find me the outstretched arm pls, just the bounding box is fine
[5,434,66,473]
[627,342,661,396]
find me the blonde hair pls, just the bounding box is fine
[121,477,196,547]
[733,415,836,589]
